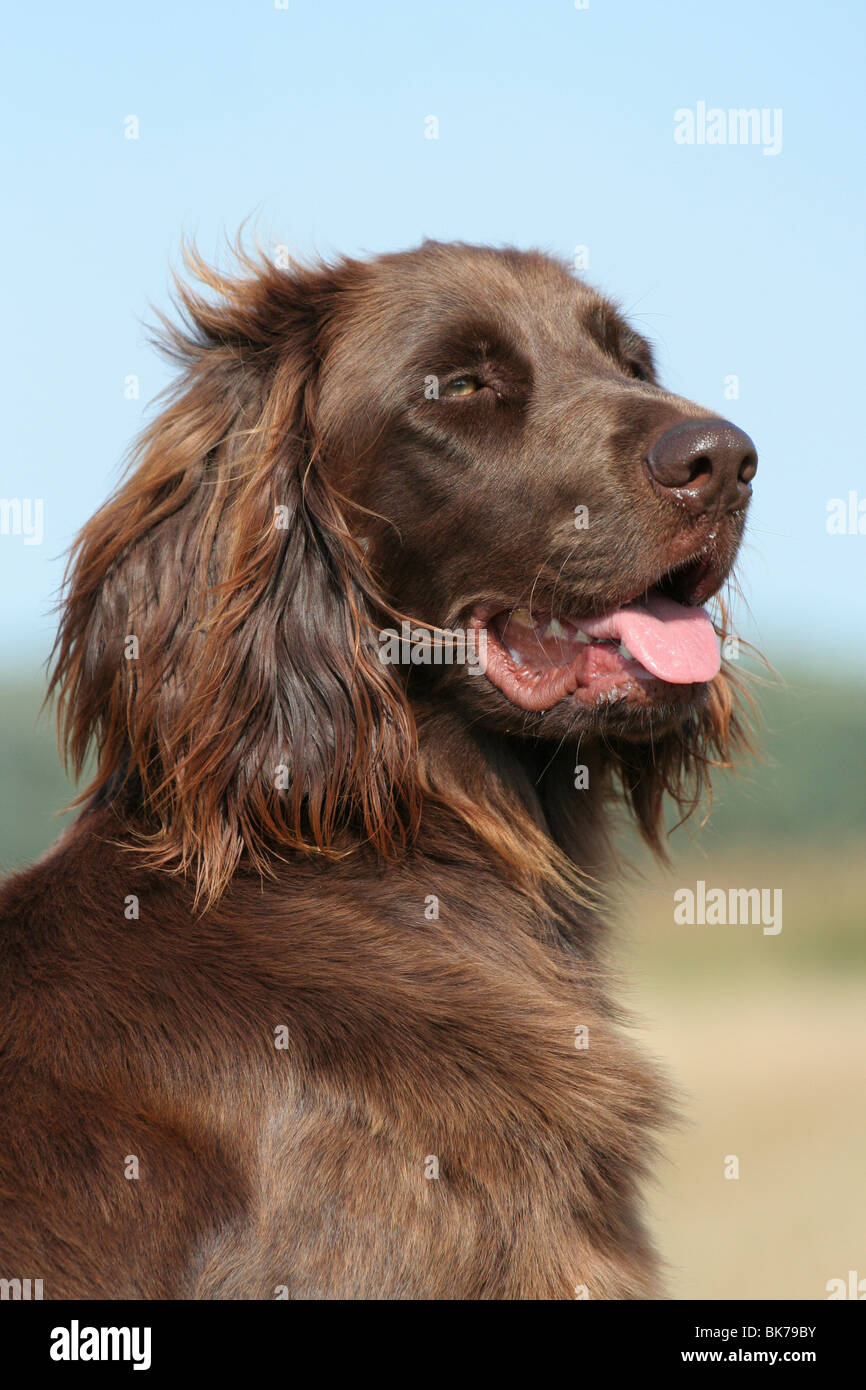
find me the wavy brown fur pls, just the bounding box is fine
[49,243,750,907]
[49,246,422,907]
[1,240,757,1300]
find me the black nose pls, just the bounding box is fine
[645,418,757,516]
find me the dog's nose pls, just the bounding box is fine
[645,418,757,516]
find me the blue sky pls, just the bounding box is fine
[1,0,864,673]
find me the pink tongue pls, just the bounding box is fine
[581,594,721,683]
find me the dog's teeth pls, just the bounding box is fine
[546,619,568,639]
[618,641,634,660]
[506,644,525,667]
[574,629,590,643]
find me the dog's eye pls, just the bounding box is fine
[441,375,481,398]
[625,357,653,383]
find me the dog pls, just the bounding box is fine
[0,240,756,1298]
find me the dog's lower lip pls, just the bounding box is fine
[480,621,667,711]
[469,585,720,712]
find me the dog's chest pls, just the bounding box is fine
[186,919,662,1299]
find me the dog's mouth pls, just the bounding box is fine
[471,570,722,712]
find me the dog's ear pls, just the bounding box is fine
[51,246,419,905]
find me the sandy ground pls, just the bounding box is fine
[617,846,866,1300]
[634,983,866,1299]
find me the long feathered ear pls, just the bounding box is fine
[50,245,419,906]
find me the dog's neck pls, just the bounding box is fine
[415,699,609,841]
[411,702,615,947]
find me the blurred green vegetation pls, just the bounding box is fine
[1,664,864,874]
[0,679,78,875]
[679,668,866,849]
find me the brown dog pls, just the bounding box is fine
[0,241,755,1298]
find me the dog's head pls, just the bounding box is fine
[53,240,755,901]
[317,241,756,741]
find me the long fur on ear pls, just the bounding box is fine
[50,245,419,906]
